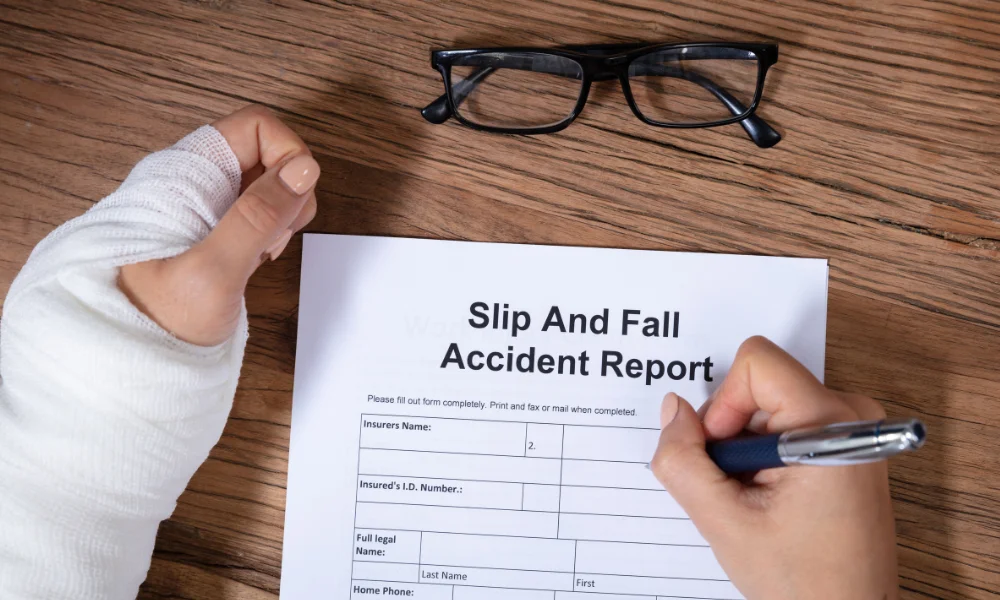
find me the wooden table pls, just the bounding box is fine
[1,1,997,598]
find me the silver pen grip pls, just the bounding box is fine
[778,418,926,466]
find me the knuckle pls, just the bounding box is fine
[738,335,776,358]
[858,394,888,419]
[235,191,282,236]
[280,140,312,163]
[296,202,318,230]
[303,196,318,220]
[869,400,888,419]
[835,392,887,420]
[651,443,697,484]
[650,457,673,486]
[290,206,316,234]
[839,404,863,422]
[242,103,274,119]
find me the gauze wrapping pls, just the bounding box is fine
[0,126,247,599]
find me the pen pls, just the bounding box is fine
[648,418,926,475]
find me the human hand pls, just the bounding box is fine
[119,105,320,346]
[651,336,899,600]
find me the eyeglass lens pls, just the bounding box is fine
[627,47,760,125]
[449,52,584,129]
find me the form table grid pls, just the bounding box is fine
[350,413,741,600]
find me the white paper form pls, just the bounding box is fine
[282,235,829,600]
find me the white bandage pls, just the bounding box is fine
[0,126,247,599]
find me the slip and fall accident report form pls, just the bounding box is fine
[281,235,828,600]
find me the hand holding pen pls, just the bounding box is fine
[704,417,924,474]
[650,336,902,600]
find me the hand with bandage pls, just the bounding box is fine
[120,105,320,346]
[0,105,319,599]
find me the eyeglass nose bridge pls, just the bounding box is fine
[581,54,632,82]
[589,69,620,82]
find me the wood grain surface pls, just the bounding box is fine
[1,1,998,598]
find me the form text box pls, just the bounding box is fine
[453,585,562,599]
[421,565,572,591]
[352,562,418,583]
[359,449,561,484]
[421,532,575,572]
[555,593,646,600]
[523,484,560,512]
[558,513,706,546]
[573,573,741,599]
[562,426,659,463]
[351,581,451,600]
[358,476,523,510]
[362,415,525,456]
[560,486,686,519]
[356,502,559,538]
[575,541,728,580]
[353,529,422,562]
[525,423,563,458]
[561,459,662,490]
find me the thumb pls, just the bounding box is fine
[198,154,320,286]
[651,393,743,527]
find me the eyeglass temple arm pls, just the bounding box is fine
[421,64,780,148]
[421,66,496,124]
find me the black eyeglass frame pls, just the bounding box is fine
[424,42,781,147]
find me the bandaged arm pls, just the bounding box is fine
[0,126,246,599]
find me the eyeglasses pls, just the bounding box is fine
[421,42,781,148]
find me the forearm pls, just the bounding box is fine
[0,126,245,599]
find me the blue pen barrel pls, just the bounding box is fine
[707,433,785,474]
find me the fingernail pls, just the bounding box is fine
[278,155,321,195]
[661,393,680,428]
[267,229,293,261]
